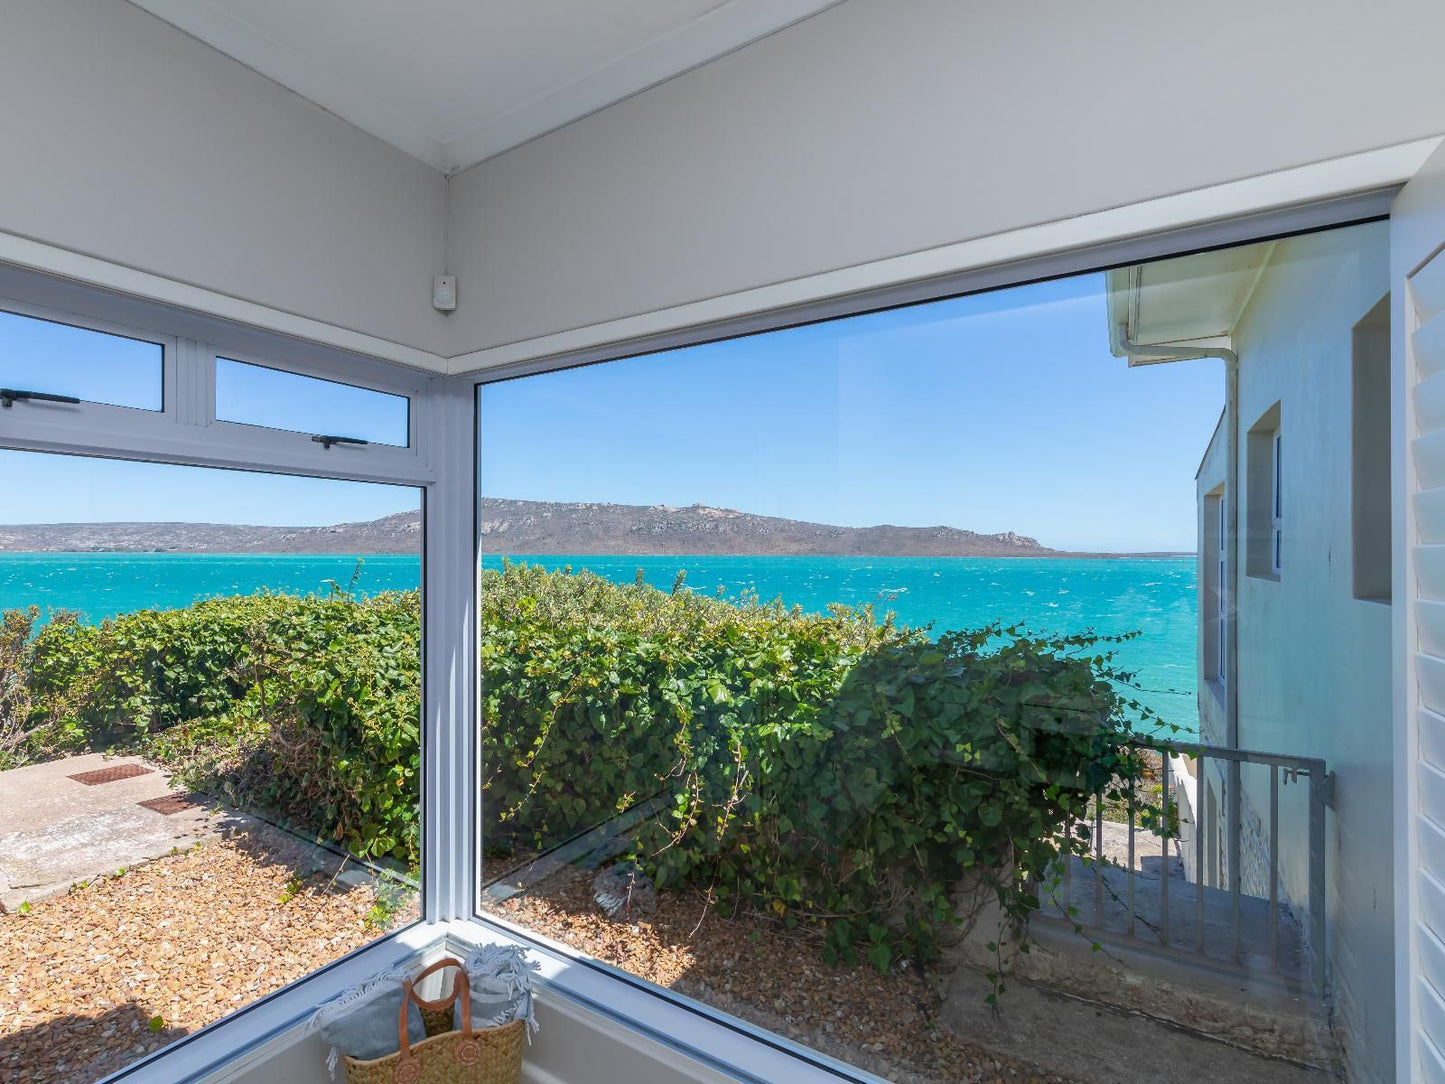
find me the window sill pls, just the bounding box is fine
[1205,678,1227,709]
[1246,571,1281,583]
[108,915,884,1084]
[453,913,889,1084]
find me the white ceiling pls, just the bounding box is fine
[128,0,841,173]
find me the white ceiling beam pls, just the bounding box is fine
[126,0,844,173]
[439,0,844,172]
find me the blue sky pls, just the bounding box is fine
[481,273,1224,552]
[0,451,419,526]
[0,310,417,526]
[0,311,163,411]
[1,272,1223,550]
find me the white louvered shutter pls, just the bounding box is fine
[1397,139,1445,1084]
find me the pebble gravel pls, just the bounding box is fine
[488,864,1079,1084]
[0,827,417,1084]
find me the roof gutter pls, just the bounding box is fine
[1118,325,1243,904]
[1114,322,1238,728]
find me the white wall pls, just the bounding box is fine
[0,0,449,356]
[7,0,1442,365]
[1229,222,1393,1083]
[446,0,1445,358]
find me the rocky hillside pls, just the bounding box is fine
[0,512,423,554]
[478,499,1057,557]
[0,500,1060,557]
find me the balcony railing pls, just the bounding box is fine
[1034,742,1334,992]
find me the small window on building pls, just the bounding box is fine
[1246,402,1282,580]
[215,358,410,448]
[1353,294,1391,602]
[0,307,164,411]
[1272,430,1283,574]
[1203,489,1227,685]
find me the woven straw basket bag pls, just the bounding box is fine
[345,957,525,1084]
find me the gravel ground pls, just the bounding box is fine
[0,825,418,1084]
[486,864,1079,1084]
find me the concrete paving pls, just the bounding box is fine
[943,969,1335,1084]
[0,752,223,910]
[1040,835,1309,982]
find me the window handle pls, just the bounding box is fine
[311,434,370,450]
[0,388,82,408]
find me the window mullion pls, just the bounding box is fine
[421,376,479,921]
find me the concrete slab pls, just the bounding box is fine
[0,752,175,833]
[0,753,225,910]
[942,969,1334,1084]
[1038,852,1309,981]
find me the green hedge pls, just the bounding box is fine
[480,564,1156,968]
[0,561,1159,966]
[7,591,421,862]
[480,561,904,853]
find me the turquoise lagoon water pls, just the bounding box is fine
[0,552,423,621]
[487,553,1199,737]
[0,551,1198,736]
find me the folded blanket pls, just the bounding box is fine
[305,964,425,1077]
[455,943,542,1040]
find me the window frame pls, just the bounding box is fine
[0,293,178,424]
[1218,494,1228,684]
[0,182,1392,1084]
[0,273,435,488]
[1203,490,1228,690]
[0,265,456,1084]
[465,201,1394,1084]
[211,350,416,453]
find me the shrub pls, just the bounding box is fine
[4,560,1164,970]
[479,561,907,853]
[16,590,422,863]
[28,594,313,741]
[0,606,40,769]
[196,590,422,863]
[479,562,1163,972]
[635,624,1162,971]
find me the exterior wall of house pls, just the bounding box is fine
[0,0,450,355]
[1197,422,1229,753]
[1208,221,1393,1083]
[1187,425,1231,892]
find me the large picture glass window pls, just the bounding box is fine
[476,221,1390,1082]
[0,451,422,1083]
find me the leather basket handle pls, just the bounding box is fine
[396,957,475,1059]
[406,955,470,1014]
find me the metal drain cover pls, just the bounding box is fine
[138,793,201,816]
[68,764,154,786]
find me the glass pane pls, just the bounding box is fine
[216,358,409,447]
[0,451,422,1080]
[0,309,163,411]
[478,220,1389,1081]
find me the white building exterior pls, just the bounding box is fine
[1109,222,1395,1083]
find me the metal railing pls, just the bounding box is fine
[1035,741,1334,991]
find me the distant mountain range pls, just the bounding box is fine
[0,511,424,555]
[478,499,1062,557]
[0,499,1085,557]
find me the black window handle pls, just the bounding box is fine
[0,388,82,408]
[311,434,370,450]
